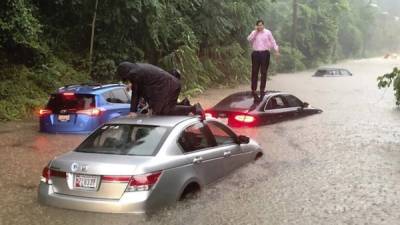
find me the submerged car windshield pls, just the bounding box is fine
[75,124,168,156]
[214,94,255,110]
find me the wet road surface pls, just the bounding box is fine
[1,58,399,225]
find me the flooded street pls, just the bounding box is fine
[1,58,399,225]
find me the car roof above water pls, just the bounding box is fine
[212,91,285,111]
[55,83,126,95]
[107,115,199,128]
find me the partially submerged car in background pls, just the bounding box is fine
[313,68,352,77]
[205,91,322,127]
[38,116,263,213]
[39,83,131,133]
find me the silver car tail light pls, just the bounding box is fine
[101,171,162,192]
[41,166,66,184]
[126,171,162,192]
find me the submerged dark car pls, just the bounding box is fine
[205,91,322,127]
[313,68,352,77]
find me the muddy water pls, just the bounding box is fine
[1,58,399,225]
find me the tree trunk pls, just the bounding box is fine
[89,0,99,74]
[291,0,298,71]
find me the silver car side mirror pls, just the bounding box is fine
[238,135,250,144]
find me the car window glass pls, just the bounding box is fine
[76,125,167,156]
[285,95,303,107]
[111,88,129,103]
[102,91,114,103]
[178,123,213,153]
[214,94,256,110]
[206,122,236,146]
[341,70,350,75]
[47,94,95,113]
[266,96,286,110]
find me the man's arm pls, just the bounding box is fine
[130,83,140,113]
[268,31,279,53]
[247,30,257,42]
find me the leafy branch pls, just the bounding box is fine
[377,67,400,105]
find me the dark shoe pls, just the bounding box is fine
[260,91,266,101]
[194,103,205,118]
[252,91,260,103]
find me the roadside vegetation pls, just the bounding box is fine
[1,0,400,120]
[378,67,400,105]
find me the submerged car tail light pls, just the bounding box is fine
[41,166,50,184]
[205,112,213,118]
[77,108,103,116]
[40,166,66,184]
[39,109,52,116]
[126,171,162,192]
[234,114,255,123]
[205,110,216,118]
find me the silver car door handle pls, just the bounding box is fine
[223,151,232,157]
[193,157,203,164]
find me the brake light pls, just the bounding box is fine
[39,109,52,116]
[205,110,215,118]
[102,176,131,182]
[77,108,103,116]
[40,166,66,184]
[41,166,50,184]
[126,171,162,192]
[62,92,75,96]
[234,115,255,123]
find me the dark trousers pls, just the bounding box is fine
[251,50,271,93]
[151,82,194,116]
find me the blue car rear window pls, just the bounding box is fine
[75,124,168,156]
[47,94,95,113]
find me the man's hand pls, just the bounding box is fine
[128,112,138,118]
[275,51,281,63]
[254,26,261,32]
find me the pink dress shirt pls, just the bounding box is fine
[247,29,279,52]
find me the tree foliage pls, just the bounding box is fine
[1,0,400,119]
[378,68,400,105]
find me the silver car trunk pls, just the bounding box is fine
[49,152,152,199]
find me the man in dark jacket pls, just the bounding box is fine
[116,62,204,117]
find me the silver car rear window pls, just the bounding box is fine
[75,124,168,156]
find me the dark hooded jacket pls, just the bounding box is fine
[117,62,181,113]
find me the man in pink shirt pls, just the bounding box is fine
[247,19,280,101]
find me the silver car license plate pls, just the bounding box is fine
[58,114,70,122]
[74,174,99,190]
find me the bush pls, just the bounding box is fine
[377,67,400,106]
[0,60,89,121]
[276,45,306,72]
[91,59,116,83]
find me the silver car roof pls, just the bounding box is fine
[107,115,199,127]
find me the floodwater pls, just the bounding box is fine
[1,58,399,225]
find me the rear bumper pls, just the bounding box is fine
[39,116,100,134]
[38,183,149,214]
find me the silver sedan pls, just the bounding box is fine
[38,116,263,214]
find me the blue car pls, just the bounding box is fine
[39,83,131,134]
